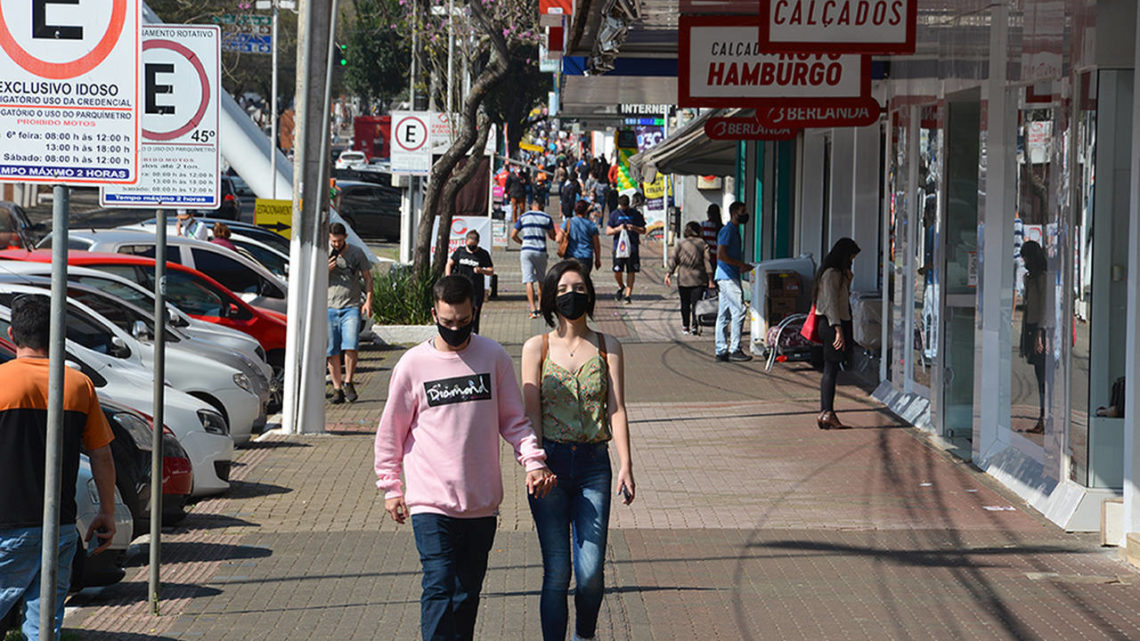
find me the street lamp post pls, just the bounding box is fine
[257,0,297,198]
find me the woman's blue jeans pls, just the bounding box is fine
[528,440,612,641]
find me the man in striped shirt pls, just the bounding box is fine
[510,207,560,319]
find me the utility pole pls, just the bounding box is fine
[270,0,279,197]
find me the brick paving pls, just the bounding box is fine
[61,239,1140,640]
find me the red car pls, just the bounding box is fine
[0,250,286,370]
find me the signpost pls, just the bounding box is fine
[390,111,431,175]
[255,197,293,237]
[0,0,141,635]
[678,16,870,108]
[755,96,882,129]
[758,0,917,54]
[101,25,221,208]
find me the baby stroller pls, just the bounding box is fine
[764,313,819,372]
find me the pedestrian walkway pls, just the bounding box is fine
[63,236,1140,640]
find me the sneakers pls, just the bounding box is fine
[715,353,729,362]
[682,327,691,335]
[329,388,345,404]
[728,350,753,362]
[344,382,358,403]
[615,288,624,301]
[624,296,632,305]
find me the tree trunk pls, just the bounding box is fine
[412,0,509,279]
[431,113,492,278]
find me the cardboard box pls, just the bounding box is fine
[767,271,801,296]
[767,295,797,325]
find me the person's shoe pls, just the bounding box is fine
[728,350,753,362]
[344,382,358,403]
[615,288,624,301]
[682,327,691,335]
[329,388,345,404]
[529,310,540,319]
[820,411,849,430]
[715,353,730,362]
[692,326,702,336]
[817,411,831,430]
[624,296,632,305]
[572,634,595,641]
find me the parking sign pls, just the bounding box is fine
[0,0,141,184]
[101,25,221,208]
[390,111,430,175]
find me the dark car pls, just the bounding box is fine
[0,201,43,249]
[334,179,402,240]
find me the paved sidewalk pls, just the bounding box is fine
[63,240,1140,640]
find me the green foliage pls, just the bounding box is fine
[370,267,437,326]
[344,0,409,110]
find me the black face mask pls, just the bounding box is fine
[437,320,474,347]
[556,291,590,320]
[736,214,750,225]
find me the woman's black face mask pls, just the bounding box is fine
[556,291,590,320]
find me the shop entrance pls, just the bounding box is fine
[938,94,981,439]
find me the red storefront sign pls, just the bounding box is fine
[755,97,882,128]
[539,0,572,15]
[758,0,917,54]
[704,117,798,141]
[679,15,870,108]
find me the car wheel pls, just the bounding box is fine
[163,494,188,526]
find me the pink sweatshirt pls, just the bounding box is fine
[374,334,547,518]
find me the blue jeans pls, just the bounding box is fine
[411,514,497,641]
[0,526,78,641]
[528,441,613,641]
[715,278,745,355]
[326,306,361,356]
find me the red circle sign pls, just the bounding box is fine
[396,116,428,152]
[141,39,210,141]
[0,0,128,80]
[451,219,467,236]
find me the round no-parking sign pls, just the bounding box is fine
[0,0,141,185]
[390,111,431,175]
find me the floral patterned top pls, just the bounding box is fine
[541,353,610,444]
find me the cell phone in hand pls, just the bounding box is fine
[330,247,341,259]
[619,484,632,504]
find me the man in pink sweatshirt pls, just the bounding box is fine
[375,275,556,641]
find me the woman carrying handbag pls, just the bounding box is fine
[812,238,861,430]
[665,221,716,335]
[520,260,635,641]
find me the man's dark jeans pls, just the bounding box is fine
[411,513,497,641]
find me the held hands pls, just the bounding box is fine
[86,511,116,554]
[526,466,558,499]
[616,467,636,505]
[833,325,846,351]
[385,496,409,524]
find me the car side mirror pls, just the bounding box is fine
[131,320,152,340]
[223,302,240,318]
[110,336,130,358]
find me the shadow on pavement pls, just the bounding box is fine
[70,631,182,641]
[170,513,258,531]
[224,480,292,500]
[239,439,312,450]
[125,542,272,567]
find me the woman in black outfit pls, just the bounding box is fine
[1019,240,1048,434]
[812,238,861,430]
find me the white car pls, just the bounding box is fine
[335,149,368,170]
[40,229,289,314]
[0,284,264,446]
[74,454,135,587]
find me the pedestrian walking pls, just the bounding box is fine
[374,275,557,641]
[564,200,602,277]
[445,230,494,334]
[520,260,635,641]
[606,194,647,305]
[533,173,550,211]
[327,222,373,404]
[714,202,754,362]
[812,237,861,430]
[511,205,560,319]
[210,222,237,251]
[700,203,722,263]
[560,175,581,220]
[665,222,715,336]
[174,208,208,240]
[1017,240,1048,434]
[0,294,117,641]
[505,168,529,222]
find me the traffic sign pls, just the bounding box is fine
[390,111,430,175]
[0,0,142,184]
[254,198,292,238]
[221,32,272,54]
[101,25,221,208]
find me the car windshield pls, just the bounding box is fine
[64,288,179,342]
[232,240,287,277]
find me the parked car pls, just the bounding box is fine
[131,217,291,256]
[333,179,402,240]
[0,291,240,497]
[72,454,135,589]
[0,250,288,371]
[121,220,291,278]
[0,200,42,249]
[335,149,368,170]
[39,229,289,314]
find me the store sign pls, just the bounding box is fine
[0,0,142,184]
[679,16,869,108]
[758,0,917,54]
[390,111,430,175]
[756,97,882,129]
[704,116,797,141]
[102,25,221,208]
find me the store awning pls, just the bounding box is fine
[628,109,745,180]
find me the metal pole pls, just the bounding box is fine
[38,184,69,641]
[148,208,167,613]
[446,0,454,116]
[270,0,280,198]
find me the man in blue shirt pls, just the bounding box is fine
[511,207,559,319]
[565,199,602,276]
[715,202,754,361]
[605,194,647,304]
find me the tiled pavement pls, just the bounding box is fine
[63,239,1140,640]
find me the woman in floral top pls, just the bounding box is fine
[520,259,635,641]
